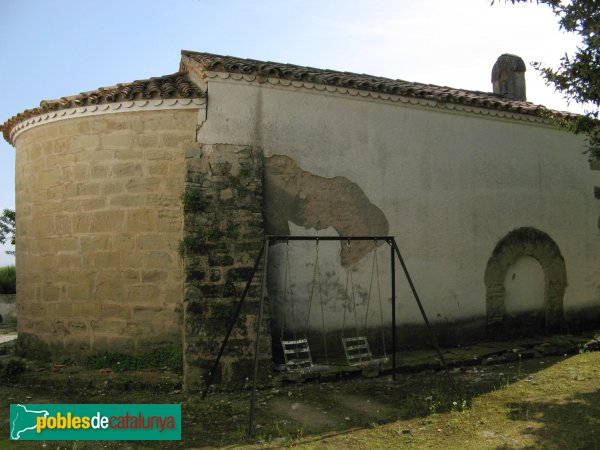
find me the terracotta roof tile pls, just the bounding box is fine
[182,50,574,119]
[2,72,204,144]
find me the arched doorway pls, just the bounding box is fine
[484,227,567,335]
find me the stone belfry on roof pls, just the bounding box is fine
[492,54,527,101]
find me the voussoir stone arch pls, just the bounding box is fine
[484,227,567,334]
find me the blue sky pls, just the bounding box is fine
[0,0,586,265]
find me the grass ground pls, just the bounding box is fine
[1,346,600,449]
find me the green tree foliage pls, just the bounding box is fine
[501,0,600,156]
[0,266,16,294]
[0,209,15,256]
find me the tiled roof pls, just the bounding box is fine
[2,72,205,144]
[182,50,574,119]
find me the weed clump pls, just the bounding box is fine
[3,359,26,380]
[85,347,183,373]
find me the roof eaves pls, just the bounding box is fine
[2,72,205,146]
[181,50,576,120]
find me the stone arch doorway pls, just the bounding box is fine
[484,227,567,335]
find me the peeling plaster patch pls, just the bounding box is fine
[264,155,389,266]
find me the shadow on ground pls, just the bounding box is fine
[1,332,600,449]
[497,389,600,450]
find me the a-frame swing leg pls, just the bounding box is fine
[201,242,265,400]
[249,239,269,437]
[391,239,456,390]
[391,239,396,380]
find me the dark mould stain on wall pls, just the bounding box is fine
[264,154,389,266]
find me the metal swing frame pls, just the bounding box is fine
[200,235,453,437]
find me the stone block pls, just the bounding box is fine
[112,234,136,252]
[26,302,47,317]
[144,251,173,269]
[122,251,144,268]
[46,185,65,200]
[128,285,161,304]
[95,282,126,302]
[96,269,122,286]
[156,210,181,232]
[184,144,203,159]
[72,164,89,181]
[112,162,143,177]
[68,320,88,334]
[68,285,93,302]
[186,157,209,174]
[93,251,122,268]
[80,197,107,211]
[142,270,168,282]
[125,320,157,337]
[115,149,143,160]
[161,133,192,148]
[146,193,180,208]
[42,284,60,302]
[102,130,136,148]
[101,302,131,319]
[77,182,101,196]
[88,149,115,161]
[109,194,141,208]
[57,253,82,269]
[137,234,166,250]
[32,319,53,334]
[149,161,170,175]
[72,135,100,149]
[55,237,80,252]
[90,319,127,334]
[208,252,235,266]
[137,134,160,147]
[165,287,182,305]
[90,164,110,179]
[227,267,255,281]
[141,115,173,131]
[73,302,101,317]
[126,177,161,193]
[120,269,140,284]
[186,270,205,282]
[62,199,81,213]
[92,210,125,232]
[80,235,112,252]
[53,214,71,234]
[126,209,157,232]
[146,149,174,161]
[72,214,91,233]
[102,181,124,195]
[131,306,165,322]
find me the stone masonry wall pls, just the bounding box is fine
[14,109,197,358]
[182,143,270,390]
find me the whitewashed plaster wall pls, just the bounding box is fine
[197,77,600,334]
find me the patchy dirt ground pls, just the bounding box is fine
[1,332,600,449]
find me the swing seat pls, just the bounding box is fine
[341,336,372,366]
[281,338,313,371]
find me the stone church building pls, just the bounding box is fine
[2,51,599,387]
